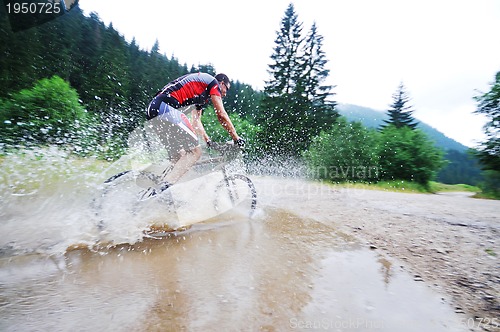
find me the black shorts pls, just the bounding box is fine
[146,97,199,157]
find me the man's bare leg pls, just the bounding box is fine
[162,145,202,184]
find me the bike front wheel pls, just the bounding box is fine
[213,174,257,218]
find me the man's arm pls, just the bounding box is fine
[211,95,240,141]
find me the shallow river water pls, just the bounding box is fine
[1,208,469,331]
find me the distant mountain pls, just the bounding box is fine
[336,103,469,152]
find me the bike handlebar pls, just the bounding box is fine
[199,141,246,166]
[207,141,244,154]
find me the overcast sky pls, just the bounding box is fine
[79,0,500,148]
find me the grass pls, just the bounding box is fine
[327,180,428,193]
[485,249,497,257]
[474,191,500,200]
[376,180,430,193]
[430,182,500,200]
[428,182,481,193]
[327,180,482,195]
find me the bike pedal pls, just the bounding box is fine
[138,187,157,201]
[159,181,171,192]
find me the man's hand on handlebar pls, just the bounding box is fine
[206,138,246,152]
[206,140,226,151]
[234,138,246,148]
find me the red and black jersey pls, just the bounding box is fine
[158,72,221,109]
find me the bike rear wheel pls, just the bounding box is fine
[95,171,141,227]
[95,171,177,233]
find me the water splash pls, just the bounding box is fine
[0,142,258,257]
[0,146,160,256]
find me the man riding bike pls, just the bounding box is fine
[146,72,245,194]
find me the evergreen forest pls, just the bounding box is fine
[1,3,498,195]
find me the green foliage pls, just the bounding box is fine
[303,118,380,182]
[0,75,87,146]
[477,170,500,198]
[224,81,263,119]
[436,149,483,185]
[201,106,261,152]
[378,125,446,186]
[305,119,449,189]
[381,83,418,130]
[472,71,500,197]
[338,104,483,186]
[473,71,500,172]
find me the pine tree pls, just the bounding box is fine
[0,13,40,95]
[381,83,418,130]
[127,38,149,112]
[145,39,169,95]
[257,3,336,156]
[264,3,303,99]
[301,21,337,132]
[75,12,106,111]
[258,3,305,156]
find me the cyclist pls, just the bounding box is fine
[146,72,245,193]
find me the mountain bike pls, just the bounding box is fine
[94,142,257,233]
